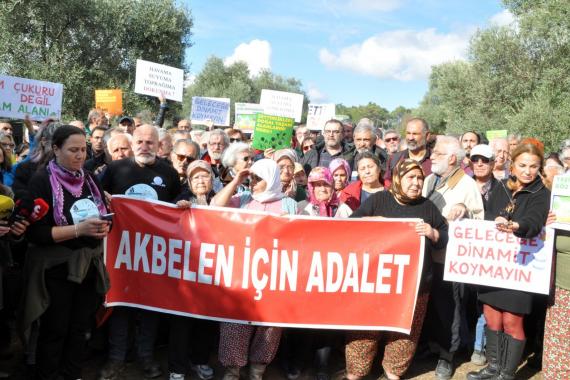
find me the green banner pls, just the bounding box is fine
[252,113,294,150]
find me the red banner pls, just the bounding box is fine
[105,196,425,333]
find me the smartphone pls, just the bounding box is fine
[100,213,115,221]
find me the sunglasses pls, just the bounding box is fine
[230,138,242,143]
[470,156,491,164]
[384,137,399,143]
[240,156,252,162]
[176,153,195,162]
[303,145,314,152]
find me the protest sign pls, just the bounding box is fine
[259,89,304,122]
[0,74,63,121]
[190,97,231,127]
[105,196,425,333]
[95,89,122,116]
[235,103,264,132]
[307,103,336,131]
[134,59,184,102]
[251,113,294,150]
[550,174,570,231]
[444,220,554,294]
[485,130,508,140]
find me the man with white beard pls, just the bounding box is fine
[201,128,229,180]
[421,135,484,380]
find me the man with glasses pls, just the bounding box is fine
[302,119,355,172]
[170,139,200,184]
[202,129,229,180]
[383,129,401,155]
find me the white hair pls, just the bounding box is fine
[107,132,132,150]
[436,135,465,165]
[221,142,252,168]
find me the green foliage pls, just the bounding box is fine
[0,0,192,121]
[416,1,570,151]
[182,56,308,124]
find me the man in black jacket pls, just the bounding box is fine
[302,119,355,172]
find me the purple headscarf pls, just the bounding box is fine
[329,158,351,189]
[307,167,339,217]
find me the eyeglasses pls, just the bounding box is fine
[239,156,252,162]
[176,153,195,162]
[384,137,399,143]
[1,143,15,150]
[190,174,211,182]
[323,130,341,135]
[229,138,242,143]
[470,156,491,164]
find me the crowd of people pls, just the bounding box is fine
[0,107,569,380]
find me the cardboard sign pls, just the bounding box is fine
[235,103,264,132]
[105,196,425,333]
[190,97,231,127]
[444,220,554,294]
[95,89,123,116]
[251,113,294,150]
[0,74,63,121]
[260,89,304,122]
[486,130,508,141]
[307,103,336,131]
[550,174,570,231]
[134,59,184,102]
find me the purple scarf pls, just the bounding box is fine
[48,160,107,226]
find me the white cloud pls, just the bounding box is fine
[184,73,196,88]
[224,39,271,76]
[348,0,402,12]
[307,84,328,103]
[319,28,469,81]
[489,9,515,27]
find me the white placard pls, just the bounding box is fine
[0,74,63,121]
[307,103,336,131]
[444,220,554,295]
[134,59,184,102]
[550,174,570,231]
[259,89,304,122]
[190,97,231,127]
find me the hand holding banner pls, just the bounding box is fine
[105,196,425,333]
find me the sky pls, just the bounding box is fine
[183,0,515,111]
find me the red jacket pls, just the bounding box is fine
[339,180,363,211]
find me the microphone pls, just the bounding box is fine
[0,195,15,220]
[8,198,50,225]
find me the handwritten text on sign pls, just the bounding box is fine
[444,220,554,294]
[134,59,184,102]
[0,74,63,121]
[105,197,424,333]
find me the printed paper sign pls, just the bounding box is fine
[550,174,570,231]
[444,220,554,294]
[307,103,336,131]
[485,130,508,140]
[190,97,231,127]
[251,113,294,150]
[95,89,123,116]
[134,59,184,102]
[260,89,304,122]
[235,103,264,132]
[105,196,425,333]
[0,74,63,121]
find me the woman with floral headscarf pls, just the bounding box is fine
[298,167,352,218]
[343,159,448,380]
[329,158,351,197]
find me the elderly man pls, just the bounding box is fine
[100,124,180,380]
[507,133,521,154]
[385,118,432,185]
[352,119,388,168]
[383,129,401,155]
[422,135,484,380]
[157,128,173,160]
[107,133,133,161]
[177,118,192,131]
[201,128,228,179]
[489,138,510,180]
[170,138,200,183]
[302,119,355,171]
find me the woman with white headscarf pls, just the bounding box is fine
[211,159,297,380]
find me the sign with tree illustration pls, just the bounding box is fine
[251,113,294,150]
